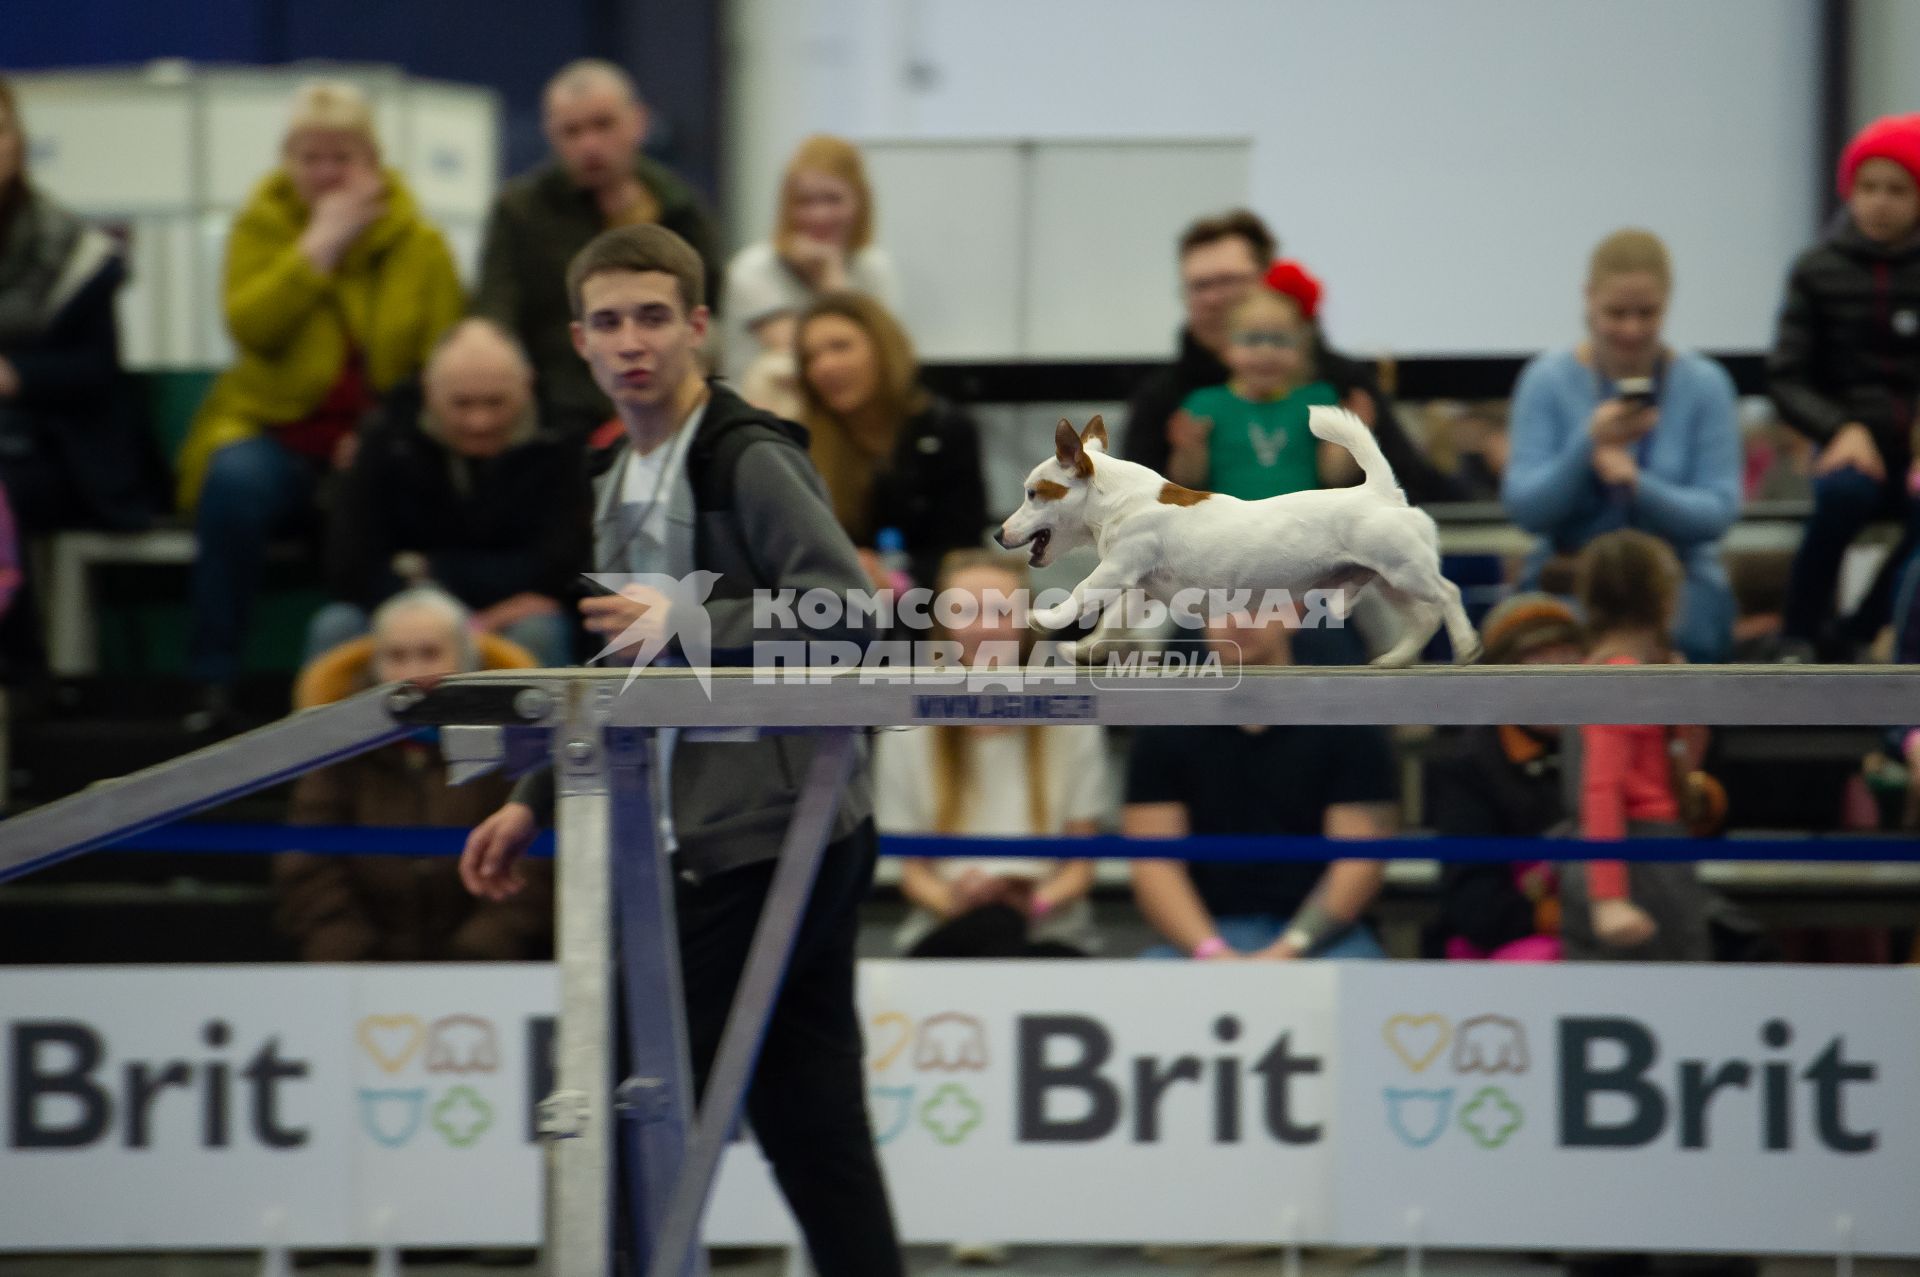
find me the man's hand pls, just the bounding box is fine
[1816,422,1886,482]
[579,583,671,658]
[597,175,660,228]
[1589,399,1657,448]
[1592,444,1639,489]
[1254,936,1305,961]
[460,802,539,901]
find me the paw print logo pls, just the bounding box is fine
[919,1083,983,1146]
[432,1085,495,1148]
[1459,1086,1523,1149]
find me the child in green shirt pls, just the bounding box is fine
[1168,263,1342,499]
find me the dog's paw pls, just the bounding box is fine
[1053,638,1082,665]
[1031,601,1080,632]
[1453,637,1484,665]
[1370,648,1418,669]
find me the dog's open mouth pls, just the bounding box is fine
[1026,528,1051,566]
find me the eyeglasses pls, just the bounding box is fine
[1182,271,1260,299]
[1230,330,1305,350]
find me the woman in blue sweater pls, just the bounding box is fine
[1502,229,1742,663]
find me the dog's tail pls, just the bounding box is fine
[1308,405,1405,504]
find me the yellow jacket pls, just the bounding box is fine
[176,168,464,509]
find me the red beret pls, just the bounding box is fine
[1263,259,1323,320]
[1838,113,1920,199]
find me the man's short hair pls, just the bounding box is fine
[1177,209,1277,266]
[546,58,640,106]
[566,224,705,317]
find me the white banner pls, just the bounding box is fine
[709,961,1340,1245]
[0,965,554,1249]
[1334,964,1920,1256]
[2,962,1916,1253]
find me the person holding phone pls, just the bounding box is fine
[1502,229,1742,663]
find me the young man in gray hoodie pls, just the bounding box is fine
[459,224,902,1275]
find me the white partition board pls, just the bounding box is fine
[863,138,1249,360]
[1026,141,1249,358]
[861,141,1026,359]
[15,79,196,212]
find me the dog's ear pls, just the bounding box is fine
[1054,417,1082,468]
[1080,414,1109,452]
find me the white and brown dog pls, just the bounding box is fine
[994,408,1481,667]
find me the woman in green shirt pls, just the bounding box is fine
[1167,260,1348,498]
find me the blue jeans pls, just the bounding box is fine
[1784,466,1920,646]
[189,436,318,685]
[305,599,576,669]
[1142,913,1387,959]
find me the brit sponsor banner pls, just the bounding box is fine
[1335,964,1920,1256]
[0,965,555,1248]
[708,961,1341,1245]
[3,963,1917,1252]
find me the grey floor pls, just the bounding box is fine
[1,1249,1915,1277]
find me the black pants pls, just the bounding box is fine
[673,819,904,1277]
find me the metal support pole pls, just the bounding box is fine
[645,729,858,1277]
[543,700,617,1277]
[605,726,702,1277]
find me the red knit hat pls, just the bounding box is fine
[1837,113,1920,198]
[1263,259,1323,320]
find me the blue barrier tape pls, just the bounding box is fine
[94,824,1920,863]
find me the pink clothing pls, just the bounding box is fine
[1581,655,1680,899]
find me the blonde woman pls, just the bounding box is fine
[873,551,1109,956]
[1502,228,1741,663]
[721,134,898,370]
[182,81,463,719]
[795,292,985,587]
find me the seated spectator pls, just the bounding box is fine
[1771,114,1920,660]
[1122,208,1461,504]
[0,77,144,535]
[181,81,463,722]
[1562,529,1714,961]
[1503,228,1741,664]
[275,588,553,961]
[306,319,589,669]
[721,135,898,373]
[874,550,1107,956]
[1166,261,1339,495]
[476,60,722,440]
[795,292,986,587]
[0,78,148,676]
[1427,594,1587,962]
[1123,608,1397,959]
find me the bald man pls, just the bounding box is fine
[475,60,722,439]
[308,318,593,667]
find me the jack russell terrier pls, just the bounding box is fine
[994,408,1481,667]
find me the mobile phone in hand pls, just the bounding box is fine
[1615,376,1656,408]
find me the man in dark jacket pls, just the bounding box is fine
[308,319,590,668]
[1770,114,1920,655]
[1122,208,1463,505]
[460,225,902,1276]
[474,60,723,440]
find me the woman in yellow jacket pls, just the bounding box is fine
[184,81,462,718]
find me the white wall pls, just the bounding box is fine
[1852,0,1920,129]
[726,0,1821,356]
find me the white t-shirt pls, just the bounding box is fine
[609,402,706,854]
[873,724,1114,951]
[719,241,900,372]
